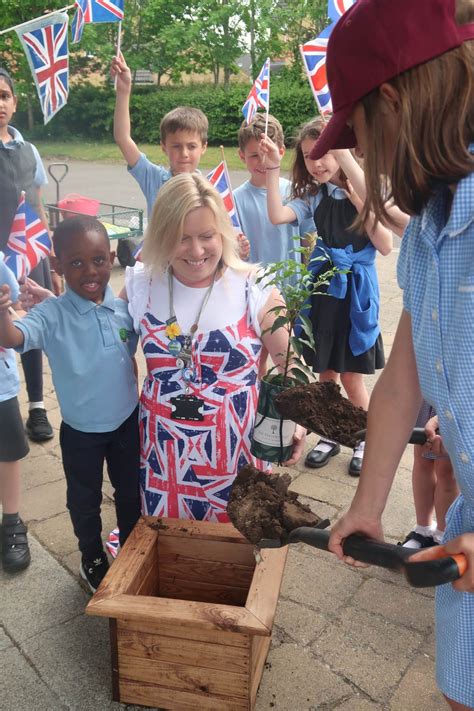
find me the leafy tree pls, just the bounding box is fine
[187,0,247,87]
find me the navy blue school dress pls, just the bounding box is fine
[304,183,385,374]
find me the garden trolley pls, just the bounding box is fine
[45,163,144,267]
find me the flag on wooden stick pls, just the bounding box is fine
[207,161,241,230]
[4,194,51,281]
[242,58,270,125]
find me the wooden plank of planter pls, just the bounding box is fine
[117,627,250,673]
[245,547,288,631]
[159,578,249,606]
[159,534,256,567]
[96,517,157,598]
[158,556,255,588]
[119,618,251,649]
[135,559,159,596]
[249,635,271,705]
[149,517,250,543]
[87,595,269,636]
[119,654,249,698]
[119,679,249,710]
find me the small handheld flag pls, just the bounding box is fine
[242,58,270,125]
[72,0,125,44]
[207,161,241,231]
[106,528,120,558]
[4,194,51,280]
[300,24,334,117]
[16,13,69,125]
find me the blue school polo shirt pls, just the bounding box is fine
[14,285,138,433]
[128,153,172,217]
[0,252,20,402]
[234,178,306,265]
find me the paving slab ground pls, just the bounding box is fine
[1,213,449,710]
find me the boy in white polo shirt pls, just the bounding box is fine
[0,217,141,592]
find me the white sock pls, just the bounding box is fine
[29,401,44,411]
[313,439,337,454]
[353,440,365,459]
[433,528,445,544]
[402,523,436,549]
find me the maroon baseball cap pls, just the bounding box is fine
[310,0,474,159]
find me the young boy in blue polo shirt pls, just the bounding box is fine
[234,114,313,267]
[0,217,141,592]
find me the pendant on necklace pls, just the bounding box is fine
[168,339,182,356]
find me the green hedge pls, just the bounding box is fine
[14,79,319,146]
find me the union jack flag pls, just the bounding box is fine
[207,161,241,230]
[4,194,51,281]
[72,0,125,43]
[242,58,270,124]
[16,13,69,125]
[328,0,357,23]
[105,528,120,558]
[300,23,335,117]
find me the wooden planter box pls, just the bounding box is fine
[86,516,287,710]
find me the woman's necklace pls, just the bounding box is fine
[166,268,219,385]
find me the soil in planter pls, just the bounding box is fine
[274,380,367,448]
[227,465,326,545]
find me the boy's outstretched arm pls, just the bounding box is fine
[111,52,141,169]
[259,135,297,225]
[0,285,25,348]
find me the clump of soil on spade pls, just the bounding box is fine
[274,381,367,448]
[227,465,327,545]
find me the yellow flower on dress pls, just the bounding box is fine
[165,322,181,340]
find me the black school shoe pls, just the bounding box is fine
[348,441,365,477]
[399,531,437,549]
[25,408,54,442]
[305,440,341,469]
[80,552,110,593]
[1,517,31,573]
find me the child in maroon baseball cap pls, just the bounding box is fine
[325,2,474,709]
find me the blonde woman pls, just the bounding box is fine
[120,173,305,521]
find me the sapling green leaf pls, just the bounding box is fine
[258,233,343,387]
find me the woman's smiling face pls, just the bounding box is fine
[171,206,223,287]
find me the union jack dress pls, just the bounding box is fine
[138,276,269,521]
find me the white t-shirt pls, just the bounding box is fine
[125,263,274,338]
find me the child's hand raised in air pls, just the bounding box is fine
[110,52,132,95]
[343,178,364,211]
[258,134,282,169]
